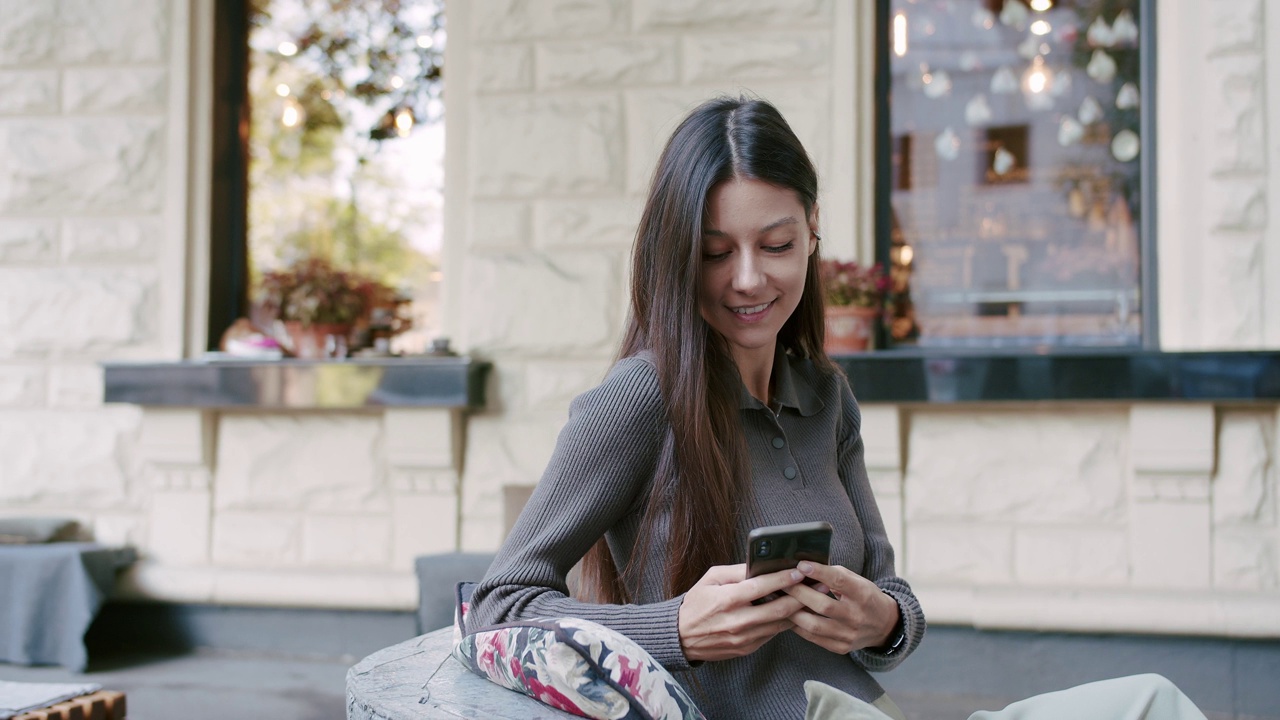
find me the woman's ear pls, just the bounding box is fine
[808,204,821,255]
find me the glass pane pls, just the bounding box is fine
[885,0,1144,348]
[247,0,445,355]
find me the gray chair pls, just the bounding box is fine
[413,552,496,634]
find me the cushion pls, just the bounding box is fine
[451,582,705,720]
[0,518,80,545]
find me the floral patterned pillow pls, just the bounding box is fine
[451,582,705,720]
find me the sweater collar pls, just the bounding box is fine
[738,346,824,417]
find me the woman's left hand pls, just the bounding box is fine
[781,561,899,654]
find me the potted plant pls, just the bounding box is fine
[820,258,888,353]
[258,258,369,358]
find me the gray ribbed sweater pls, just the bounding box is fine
[469,350,925,719]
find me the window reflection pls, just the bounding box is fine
[884,0,1145,348]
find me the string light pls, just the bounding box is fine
[892,12,908,57]
[1030,19,1051,35]
[281,97,303,128]
[390,75,404,89]
[416,34,433,48]
[1030,0,1053,11]
[278,41,298,56]
[394,107,414,137]
[275,83,290,97]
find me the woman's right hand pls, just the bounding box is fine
[677,564,805,662]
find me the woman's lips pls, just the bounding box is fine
[728,300,774,323]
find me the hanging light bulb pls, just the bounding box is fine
[390,75,404,89]
[278,41,298,57]
[416,34,434,49]
[1030,19,1051,35]
[893,11,908,57]
[1030,0,1053,11]
[275,83,290,97]
[281,97,304,128]
[394,107,414,137]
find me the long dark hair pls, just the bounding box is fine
[580,97,834,603]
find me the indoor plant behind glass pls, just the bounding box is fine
[258,258,367,359]
[821,259,888,354]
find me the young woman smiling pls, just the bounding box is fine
[469,97,921,719]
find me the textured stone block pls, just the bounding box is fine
[62,217,160,261]
[537,39,678,89]
[0,2,56,65]
[0,220,57,262]
[384,408,458,470]
[392,493,458,568]
[906,523,1013,583]
[0,366,44,407]
[1213,529,1278,590]
[1130,500,1211,588]
[524,360,610,411]
[904,410,1127,523]
[57,0,169,64]
[212,512,301,566]
[534,197,641,249]
[148,490,211,564]
[302,514,391,567]
[1208,56,1265,174]
[1206,0,1263,56]
[462,253,617,353]
[475,45,533,93]
[138,408,210,465]
[1214,411,1275,525]
[0,70,58,114]
[1014,527,1129,586]
[859,404,901,473]
[0,119,165,213]
[0,268,155,357]
[0,408,136,503]
[471,95,622,197]
[1200,232,1263,348]
[389,469,458,494]
[93,512,145,547]
[635,0,828,29]
[624,84,830,194]
[472,0,625,40]
[683,33,831,83]
[469,201,530,250]
[214,413,387,512]
[1209,179,1266,233]
[63,68,168,113]
[1129,405,1215,475]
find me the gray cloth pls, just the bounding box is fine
[0,680,102,720]
[470,350,925,720]
[0,543,137,671]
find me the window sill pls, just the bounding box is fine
[102,356,490,410]
[833,349,1280,403]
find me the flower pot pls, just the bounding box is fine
[825,305,878,354]
[283,321,351,359]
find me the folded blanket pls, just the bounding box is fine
[0,680,102,719]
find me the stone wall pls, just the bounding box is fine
[445,0,1280,635]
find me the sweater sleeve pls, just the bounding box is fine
[466,355,694,671]
[834,377,927,672]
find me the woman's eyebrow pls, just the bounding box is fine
[702,216,799,236]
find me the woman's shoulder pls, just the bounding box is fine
[572,352,664,416]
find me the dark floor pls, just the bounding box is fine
[2,603,1278,720]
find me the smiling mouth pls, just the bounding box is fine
[730,301,773,317]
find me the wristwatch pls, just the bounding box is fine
[874,592,907,656]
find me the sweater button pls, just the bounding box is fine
[772,437,785,448]
[784,466,797,480]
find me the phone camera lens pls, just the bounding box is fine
[755,540,771,557]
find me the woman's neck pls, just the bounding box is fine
[732,344,776,405]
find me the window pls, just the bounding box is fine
[209,0,445,354]
[876,0,1155,349]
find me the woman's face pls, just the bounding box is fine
[699,177,817,365]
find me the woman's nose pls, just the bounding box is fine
[731,252,765,294]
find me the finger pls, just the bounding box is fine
[790,623,842,654]
[699,563,747,586]
[797,561,866,596]
[736,567,804,603]
[743,594,804,623]
[781,581,841,616]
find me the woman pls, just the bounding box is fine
[469,96,922,719]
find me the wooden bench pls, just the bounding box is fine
[9,690,126,720]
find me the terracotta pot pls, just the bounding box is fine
[282,321,351,359]
[824,305,878,354]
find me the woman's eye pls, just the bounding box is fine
[765,241,796,253]
[703,251,730,262]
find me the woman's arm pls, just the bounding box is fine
[466,356,694,669]
[836,380,926,672]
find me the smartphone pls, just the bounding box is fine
[745,521,833,603]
